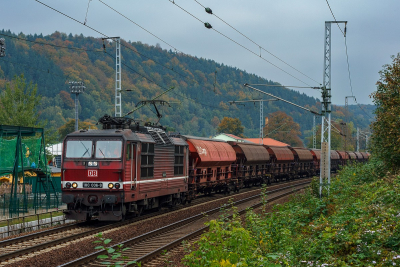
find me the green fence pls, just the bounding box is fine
[0,125,61,218]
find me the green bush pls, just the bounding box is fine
[184,160,400,266]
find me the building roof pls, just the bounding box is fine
[212,133,251,143]
[245,138,289,147]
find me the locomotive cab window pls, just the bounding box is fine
[65,140,93,158]
[174,145,184,175]
[141,143,154,179]
[95,140,122,159]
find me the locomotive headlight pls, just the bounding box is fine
[72,182,78,189]
[115,183,120,189]
[108,183,114,189]
[88,161,98,167]
[65,182,71,189]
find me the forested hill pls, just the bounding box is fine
[0,30,374,141]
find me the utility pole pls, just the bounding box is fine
[320,20,347,198]
[69,81,85,131]
[313,115,317,149]
[102,37,122,117]
[228,99,278,144]
[356,127,360,152]
[0,38,5,57]
[345,96,355,150]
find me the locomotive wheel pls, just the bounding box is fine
[136,206,143,217]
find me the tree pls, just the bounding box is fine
[58,119,97,141]
[217,117,245,137]
[0,74,43,127]
[264,111,303,147]
[370,53,400,169]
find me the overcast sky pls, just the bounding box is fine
[2,0,399,105]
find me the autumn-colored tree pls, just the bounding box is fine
[370,53,400,169]
[58,119,97,141]
[59,90,75,109]
[217,117,245,137]
[264,111,303,147]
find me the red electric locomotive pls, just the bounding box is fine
[62,115,188,221]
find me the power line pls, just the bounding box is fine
[0,57,69,82]
[2,25,226,112]
[98,0,182,54]
[98,0,241,104]
[0,33,102,52]
[325,0,344,36]
[103,50,231,112]
[323,1,373,120]
[34,0,191,82]
[168,0,314,87]
[344,36,373,120]
[193,0,320,85]
[246,84,322,90]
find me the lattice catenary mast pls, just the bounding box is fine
[319,21,347,198]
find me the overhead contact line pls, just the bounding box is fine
[168,0,316,87]
[323,0,373,120]
[193,0,320,85]
[34,0,192,82]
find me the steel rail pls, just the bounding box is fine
[138,184,308,266]
[61,181,310,267]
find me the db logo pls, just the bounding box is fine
[88,170,98,177]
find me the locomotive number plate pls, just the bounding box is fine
[83,182,103,188]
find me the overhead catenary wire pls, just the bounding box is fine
[96,0,240,104]
[244,83,321,115]
[84,0,92,25]
[0,56,70,82]
[323,0,373,120]
[1,23,228,113]
[168,0,315,87]
[98,0,183,54]
[325,0,345,36]
[34,0,192,82]
[193,0,320,85]
[344,36,373,120]
[246,84,322,90]
[33,0,298,111]
[0,33,102,52]
[103,50,232,112]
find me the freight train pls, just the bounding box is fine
[61,115,368,221]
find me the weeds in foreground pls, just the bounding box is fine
[184,159,400,266]
[93,232,139,267]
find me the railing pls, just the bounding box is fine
[0,209,70,238]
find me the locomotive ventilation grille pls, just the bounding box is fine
[148,130,173,145]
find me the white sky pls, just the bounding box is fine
[2,0,399,105]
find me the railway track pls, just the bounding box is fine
[0,185,235,265]
[61,180,310,267]
[0,178,311,266]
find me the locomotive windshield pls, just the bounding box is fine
[95,140,122,159]
[65,139,122,159]
[65,140,93,158]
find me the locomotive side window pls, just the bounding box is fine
[65,140,93,158]
[141,143,154,179]
[126,143,131,160]
[95,140,122,159]
[174,145,184,175]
